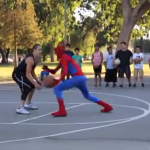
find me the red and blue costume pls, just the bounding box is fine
[48,48,113,117]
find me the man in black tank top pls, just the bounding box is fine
[12,44,42,115]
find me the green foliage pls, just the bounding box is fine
[75,0,150,48]
[132,39,150,52]
[0,0,150,59]
[0,0,43,49]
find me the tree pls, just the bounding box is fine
[117,0,150,49]
[77,0,150,50]
[0,0,43,65]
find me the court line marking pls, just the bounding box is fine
[17,104,145,126]
[0,92,149,144]
[0,109,148,144]
[0,102,84,105]
[12,104,84,124]
[0,104,145,126]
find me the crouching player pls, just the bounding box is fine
[45,48,113,117]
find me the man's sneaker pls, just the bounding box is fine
[24,103,38,110]
[16,107,30,115]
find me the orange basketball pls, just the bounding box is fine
[43,75,54,87]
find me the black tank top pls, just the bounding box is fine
[14,54,36,74]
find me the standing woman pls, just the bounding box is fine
[92,44,103,87]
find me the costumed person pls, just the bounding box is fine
[44,47,113,117]
[39,65,50,88]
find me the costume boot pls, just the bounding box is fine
[51,98,67,117]
[96,100,113,113]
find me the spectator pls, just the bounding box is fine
[65,43,74,58]
[115,42,133,88]
[104,46,117,88]
[72,47,82,68]
[64,43,74,80]
[132,46,144,87]
[92,43,103,87]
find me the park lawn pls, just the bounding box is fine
[0,62,149,81]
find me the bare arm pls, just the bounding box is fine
[25,57,37,86]
[31,69,39,82]
[100,52,103,64]
[91,53,94,64]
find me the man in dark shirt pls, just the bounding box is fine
[116,42,133,87]
[12,44,42,114]
[64,43,74,80]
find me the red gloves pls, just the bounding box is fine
[53,78,60,87]
[47,68,56,74]
[49,78,61,88]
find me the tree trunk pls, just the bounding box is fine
[5,49,10,63]
[0,48,7,64]
[42,54,46,62]
[117,0,150,51]
[116,18,136,50]
[50,45,54,62]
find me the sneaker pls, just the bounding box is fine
[105,83,109,87]
[24,103,38,110]
[16,107,30,115]
[129,83,132,87]
[119,85,123,88]
[113,83,116,88]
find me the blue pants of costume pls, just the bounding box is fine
[53,76,100,102]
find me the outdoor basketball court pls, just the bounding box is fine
[0,78,150,150]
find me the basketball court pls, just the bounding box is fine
[0,78,150,150]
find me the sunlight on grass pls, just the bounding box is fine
[0,62,149,81]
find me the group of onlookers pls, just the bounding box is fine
[92,42,145,88]
[40,41,147,88]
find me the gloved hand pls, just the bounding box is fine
[53,78,60,86]
[47,68,56,74]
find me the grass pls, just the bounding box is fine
[0,61,149,82]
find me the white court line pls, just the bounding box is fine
[16,104,146,126]
[0,101,87,105]
[0,108,148,144]
[18,118,130,126]
[12,104,84,124]
[0,92,149,144]
[0,104,146,126]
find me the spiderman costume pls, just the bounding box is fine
[48,48,113,117]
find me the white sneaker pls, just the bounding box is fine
[16,107,30,115]
[24,103,38,110]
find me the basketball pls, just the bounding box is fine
[43,75,54,87]
[134,58,140,63]
[114,58,120,65]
